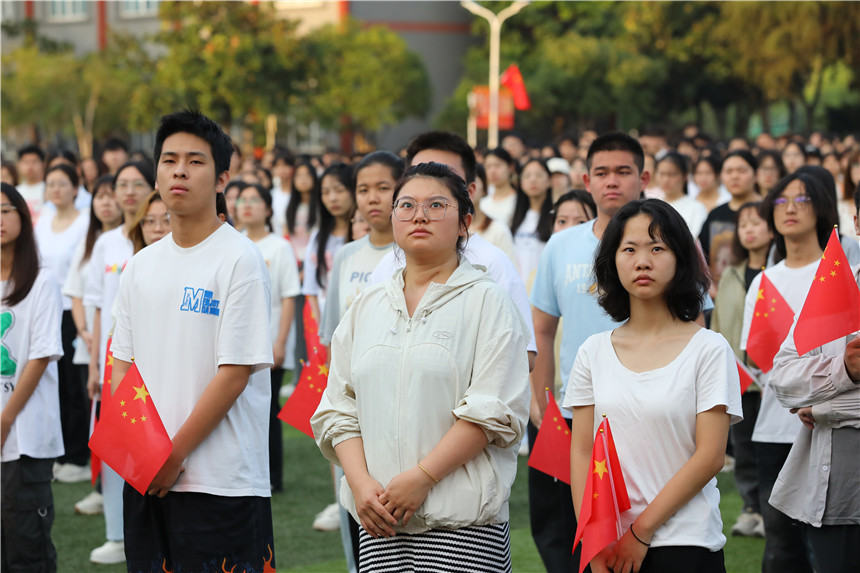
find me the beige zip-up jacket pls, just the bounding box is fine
[312,260,530,534]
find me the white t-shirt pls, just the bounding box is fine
[301,229,347,314]
[369,233,537,353]
[16,182,46,225]
[666,195,708,239]
[84,226,133,375]
[34,208,90,310]
[252,233,301,370]
[477,219,516,264]
[480,193,517,227]
[563,328,743,551]
[319,235,393,346]
[111,224,274,497]
[512,210,546,287]
[1,268,65,462]
[271,186,290,238]
[741,260,817,443]
[62,239,96,365]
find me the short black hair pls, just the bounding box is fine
[760,166,838,262]
[393,162,473,255]
[103,137,129,153]
[154,109,233,178]
[353,150,404,190]
[46,148,79,168]
[405,131,477,185]
[586,132,645,174]
[731,202,767,264]
[236,182,273,232]
[594,199,709,322]
[44,163,80,189]
[18,144,45,162]
[114,160,155,190]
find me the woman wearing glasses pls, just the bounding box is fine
[739,166,838,573]
[312,162,529,573]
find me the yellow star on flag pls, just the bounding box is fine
[133,385,150,404]
[819,276,826,283]
[130,418,137,424]
[122,411,127,418]
[831,270,837,277]
[318,364,329,376]
[120,400,125,407]
[757,289,764,300]
[141,416,147,422]
[593,492,599,499]
[593,459,608,480]
[107,355,113,366]
[834,259,840,267]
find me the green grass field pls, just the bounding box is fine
[53,423,764,572]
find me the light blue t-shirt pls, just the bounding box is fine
[530,220,619,415]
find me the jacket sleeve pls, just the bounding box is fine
[453,286,530,448]
[311,297,361,465]
[771,321,859,423]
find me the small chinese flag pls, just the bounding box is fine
[528,391,572,484]
[573,417,630,573]
[278,299,329,437]
[745,272,795,373]
[793,229,860,356]
[90,337,114,486]
[88,364,172,495]
[737,358,756,394]
[500,63,531,111]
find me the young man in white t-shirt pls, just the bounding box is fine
[110,110,276,572]
[530,132,650,572]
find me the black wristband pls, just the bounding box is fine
[630,523,651,547]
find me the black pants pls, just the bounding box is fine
[123,484,275,573]
[731,391,761,513]
[527,421,589,573]
[639,546,725,573]
[756,441,812,573]
[806,523,860,573]
[1,456,57,573]
[269,368,284,492]
[57,311,89,466]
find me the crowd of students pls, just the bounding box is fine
[1,115,858,573]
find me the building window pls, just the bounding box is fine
[120,0,160,18]
[46,1,88,23]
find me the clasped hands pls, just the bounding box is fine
[351,466,437,539]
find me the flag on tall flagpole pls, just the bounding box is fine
[745,272,795,372]
[793,228,860,355]
[88,363,172,495]
[500,63,531,111]
[528,390,572,484]
[278,299,329,437]
[572,417,630,573]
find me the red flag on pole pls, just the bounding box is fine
[572,417,630,573]
[88,364,173,495]
[500,63,531,111]
[793,229,860,355]
[528,391,572,484]
[90,337,114,486]
[737,358,756,394]
[745,272,795,373]
[278,299,328,437]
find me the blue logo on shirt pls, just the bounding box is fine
[179,288,221,316]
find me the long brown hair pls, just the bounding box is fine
[1,184,40,306]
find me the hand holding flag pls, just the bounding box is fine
[88,363,172,495]
[793,228,860,355]
[573,417,630,573]
[528,390,571,483]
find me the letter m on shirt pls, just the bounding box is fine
[180,287,220,316]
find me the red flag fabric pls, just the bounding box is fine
[277,299,328,437]
[737,358,755,394]
[793,229,860,355]
[90,337,114,486]
[528,392,571,483]
[500,63,531,111]
[573,418,630,573]
[88,364,173,495]
[745,272,795,373]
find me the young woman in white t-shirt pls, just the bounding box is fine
[566,199,741,573]
[471,163,515,262]
[510,159,553,286]
[1,183,64,571]
[656,152,708,239]
[302,162,354,319]
[235,182,300,493]
[480,148,518,226]
[286,160,320,262]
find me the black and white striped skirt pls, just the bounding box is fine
[357,522,512,572]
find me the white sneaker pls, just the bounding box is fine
[90,540,125,564]
[53,462,64,479]
[55,463,90,483]
[279,383,295,399]
[75,491,104,515]
[752,517,766,538]
[312,502,341,531]
[731,511,762,537]
[517,440,529,457]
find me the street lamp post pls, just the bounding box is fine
[460,0,529,149]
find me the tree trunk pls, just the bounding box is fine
[803,59,825,133]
